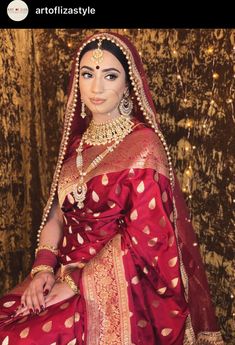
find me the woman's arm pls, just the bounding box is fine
[38,196,64,247]
[17,197,65,315]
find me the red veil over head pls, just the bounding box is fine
[37,32,223,343]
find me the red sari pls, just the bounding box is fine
[0,32,223,344]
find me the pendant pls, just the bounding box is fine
[72,179,88,209]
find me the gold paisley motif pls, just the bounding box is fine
[130,209,138,221]
[92,191,99,202]
[137,319,147,328]
[42,320,52,333]
[157,287,167,294]
[60,301,70,310]
[131,276,140,285]
[168,257,178,267]
[3,301,16,308]
[20,327,29,338]
[162,191,168,202]
[62,236,67,247]
[143,225,150,234]
[77,233,84,244]
[107,200,116,208]
[161,328,173,336]
[137,181,145,193]
[101,174,109,186]
[67,339,77,345]
[132,236,138,245]
[128,168,135,177]
[148,237,158,247]
[64,316,74,328]
[159,216,166,227]
[2,336,9,345]
[152,256,159,266]
[148,197,156,210]
[85,225,92,231]
[89,247,96,255]
[171,277,179,288]
[74,312,80,322]
[168,235,175,247]
[143,267,149,274]
[170,310,180,317]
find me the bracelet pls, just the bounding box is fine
[31,265,54,279]
[35,245,59,256]
[60,274,80,294]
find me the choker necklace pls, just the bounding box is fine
[72,115,134,209]
[82,114,134,146]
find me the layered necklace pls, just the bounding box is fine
[72,115,134,209]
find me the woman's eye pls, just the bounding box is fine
[81,72,93,78]
[105,74,118,80]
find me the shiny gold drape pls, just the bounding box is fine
[0,29,234,343]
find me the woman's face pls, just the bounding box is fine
[79,49,127,120]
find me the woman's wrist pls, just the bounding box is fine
[30,265,54,279]
[35,245,59,256]
[31,244,59,279]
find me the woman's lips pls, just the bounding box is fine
[90,98,106,105]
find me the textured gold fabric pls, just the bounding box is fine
[0,29,234,343]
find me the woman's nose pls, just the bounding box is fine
[91,76,104,94]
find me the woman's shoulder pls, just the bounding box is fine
[129,120,164,147]
[127,119,169,165]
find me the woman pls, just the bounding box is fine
[0,32,223,344]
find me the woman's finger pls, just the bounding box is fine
[24,291,35,314]
[13,305,29,317]
[43,275,55,297]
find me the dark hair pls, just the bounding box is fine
[79,39,131,87]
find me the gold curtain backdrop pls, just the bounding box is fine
[0,29,234,343]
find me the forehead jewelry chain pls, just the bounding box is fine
[72,115,134,209]
[91,39,104,65]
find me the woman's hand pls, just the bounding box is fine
[14,271,55,316]
[14,278,76,317]
[44,280,76,307]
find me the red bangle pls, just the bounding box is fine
[32,249,57,269]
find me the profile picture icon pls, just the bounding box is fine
[7,0,29,21]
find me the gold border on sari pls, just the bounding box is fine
[82,234,131,345]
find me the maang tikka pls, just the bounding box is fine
[91,39,104,66]
[118,89,133,116]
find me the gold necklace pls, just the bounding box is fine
[82,114,134,146]
[72,115,134,209]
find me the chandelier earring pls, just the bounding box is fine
[118,89,133,116]
[81,100,87,119]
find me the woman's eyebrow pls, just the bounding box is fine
[102,68,120,73]
[80,66,120,73]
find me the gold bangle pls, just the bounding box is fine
[31,265,54,279]
[60,274,80,294]
[35,245,59,256]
